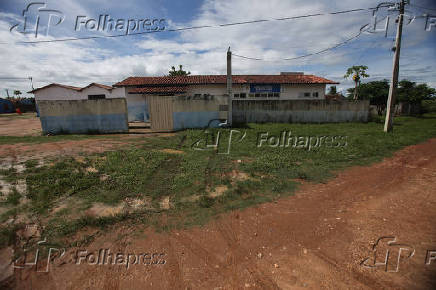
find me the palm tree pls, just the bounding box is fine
[169,65,191,76]
[344,66,369,100]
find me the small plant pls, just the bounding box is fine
[25,159,39,169]
[5,188,21,206]
[198,195,215,208]
[0,224,21,248]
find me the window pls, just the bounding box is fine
[312,92,319,98]
[255,93,261,98]
[260,93,267,98]
[249,94,255,98]
[193,94,201,99]
[240,93,246,98]
[234,93,240,98]
[88,94,105,100]
[267,93,280,98]
[298,92,312,98]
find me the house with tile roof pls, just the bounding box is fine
[29,73,339,124]
[29,83,125,101]
[114,72,339,122]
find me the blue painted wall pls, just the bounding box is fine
[127,102,149,122]
[0,98,15,113]
[173,111,221,130]
[40,114,128,134]
[37,99,129,135]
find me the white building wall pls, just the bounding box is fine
[34,85,126,101]
[81,86,126,99]
[34,86,83,101]
[182,84,326,100]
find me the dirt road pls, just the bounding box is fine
[0,114,41,136]
[7,139,436,289]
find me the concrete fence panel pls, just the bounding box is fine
[232,100,369,123]
[148,96,228,132]
[37,98,129,134]
[172,96,227,130]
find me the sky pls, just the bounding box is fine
[0,0,435,97]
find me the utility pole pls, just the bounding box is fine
[384,0,406,132]
[227,47,233,126]
[29,77,34,91]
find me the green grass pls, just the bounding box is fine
[422,99,436,113]
[1,115,436,248]
[0,113,35,119]
[0,134,117,145]
[4,188,21,206]
[0,224,21,248]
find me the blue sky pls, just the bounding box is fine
[0,0,435,97]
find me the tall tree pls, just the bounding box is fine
[14,90,22,98]
[347,80,390,115]
[169,65,191,76]
[347,79,435,115]
[344,65,369,100]
[328,86,337,95]
[397,80,435,104]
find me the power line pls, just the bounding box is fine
[232,23,371,62]
[0,77,32,80]
[410,4,436,12]
[231,3,413,63]
[2,5,394,45]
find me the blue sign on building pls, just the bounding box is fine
[250,84,281,93]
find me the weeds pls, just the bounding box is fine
[1,115,435,248]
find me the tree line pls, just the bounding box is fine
[328,66,436,115]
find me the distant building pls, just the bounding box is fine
[28,73,339,123]
[0,98,15,113]
[114,73,338,122]
[28,83,125,101]
[325,94,346,101]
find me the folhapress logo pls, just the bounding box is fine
[361,236,436,272]
[10,2,166,38]
[10,2,64,38]
[75,15,166,35]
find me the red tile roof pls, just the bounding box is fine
[325,94,346,101]
[129,86,187,94]
[28,83,82,93]
[114,74,339,87]
[80,83,113,91]
[28,83,113,93]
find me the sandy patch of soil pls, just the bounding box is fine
[6,139,436,289]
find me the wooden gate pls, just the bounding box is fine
[148,96,174,132]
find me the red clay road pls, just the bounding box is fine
[8,139,436,289]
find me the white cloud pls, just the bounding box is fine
[0,0,435,97]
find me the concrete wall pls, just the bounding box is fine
[37,98,129,134]
[148,95,227,131]
[124,83,327,123]
[233,100,369,123]
[126,94,149,122]
[172,96,227,130]
[34,85,125,101]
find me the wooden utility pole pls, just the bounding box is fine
[29,77,34,91]
[384,0,406,132]
[227,47,233,126]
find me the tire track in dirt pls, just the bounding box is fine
[7,138,436,289]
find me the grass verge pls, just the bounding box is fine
[0,114,435,248]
